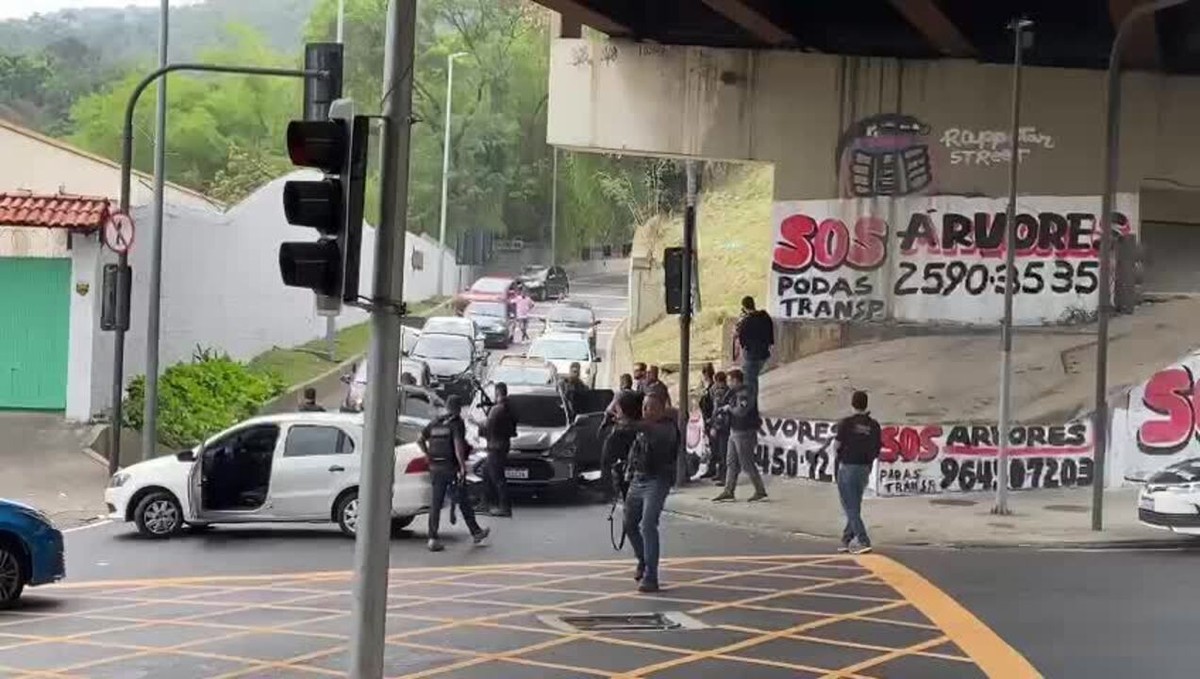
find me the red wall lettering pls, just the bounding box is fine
[880,425,942,463]
[1138,366,1198,454]
[773,213,887,274]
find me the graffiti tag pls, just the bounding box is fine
[940,126,1056,166]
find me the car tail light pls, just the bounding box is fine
[404,456,429,474]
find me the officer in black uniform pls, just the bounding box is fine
[480,382,518,517]
[418,395,490,552]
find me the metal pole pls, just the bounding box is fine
[349,0,414,675]
[336,0,345,43]
[1092,0,1188,530]
[550,147,558,266]
[140,0,170,462]
[676,160,697,487]
[437,52,466,297]
[993,17,1028,516]
[111,62,325,472]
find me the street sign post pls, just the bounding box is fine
[102,213,136,255]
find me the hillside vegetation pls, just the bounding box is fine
[631,164,774,371]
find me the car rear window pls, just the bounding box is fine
[471,278,511,293]
[508,394,568,428]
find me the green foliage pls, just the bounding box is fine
[123,348,287,449]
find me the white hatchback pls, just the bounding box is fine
[105,412,431,538]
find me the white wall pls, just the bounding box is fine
[1111,348,1200,484]
[769,193,1139,326]
[82,172,464,418]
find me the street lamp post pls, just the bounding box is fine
[993,17,1032,516]
[436,51,468,297]
[1092,0,1190,530]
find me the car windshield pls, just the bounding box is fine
[471,278,510,293]
[529,338,590,361]
[467,302,507,318]
[548,306,593,325]
[508,393,568,428]
[413,336,471,361]
[1148,459,1200,485]
[522,266,547,278]
[490,364,555,386]
[424,317,472,336]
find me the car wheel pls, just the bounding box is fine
[391,515,415,531]
[134,491,184,538]
[335,489,359,538]
[0,541,26,609]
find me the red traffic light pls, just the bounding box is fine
[286,119,347,170]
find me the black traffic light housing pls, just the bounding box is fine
[278,113,368,303]
[664,246,684,314]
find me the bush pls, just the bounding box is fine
[123,347,287,450]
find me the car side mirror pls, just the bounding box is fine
[1125,473,1148,483]
[176,450,196,462]
[340,373,352,384]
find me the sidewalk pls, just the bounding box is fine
[668,477,1185,548]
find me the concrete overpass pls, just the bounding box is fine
[533,0,1200,322]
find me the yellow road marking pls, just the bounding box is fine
[859,554,1041,678]
[822,635,950,678]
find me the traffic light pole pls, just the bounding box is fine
[111,62,326,470]
[349,0,415,676]
[676,160,697,487]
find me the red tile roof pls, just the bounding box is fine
[0,192,112,231]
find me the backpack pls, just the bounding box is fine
[426,415,458,466]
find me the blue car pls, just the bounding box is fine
[0,500,65,606]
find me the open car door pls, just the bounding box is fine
[568,388,615,474]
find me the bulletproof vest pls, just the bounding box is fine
[426,416,458,466]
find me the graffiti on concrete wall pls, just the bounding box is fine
[769,193,1138,325]
[1117,352,1200,482]
[940,126,1056,167]
[747,416,1094,496]
[836,114,935,199]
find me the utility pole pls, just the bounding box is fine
[140,0,170,462]
[676,160,697,487]
[436,51,468,296]
[550,147,558,265]
[337,0,345,42]
[993,17,1030,516]
[1092,0,1189,530]
[348,0,414,675]
[326,0,348,361]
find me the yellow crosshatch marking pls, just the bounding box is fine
[0,554,1038,678]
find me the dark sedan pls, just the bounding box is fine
[464,301,512,349]
[518,265,570,301]
[409,332,482,401]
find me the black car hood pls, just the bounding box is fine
[420,357,471,377]
[470,315,507,330]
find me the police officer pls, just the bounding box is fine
[418,395,490,552]
[481,382,518,517]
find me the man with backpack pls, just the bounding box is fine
[480,382,518,517]
[834,390,882,554]
[711,368,768,503]
[418,395,490,552]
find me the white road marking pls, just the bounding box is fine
[63,519,113,533]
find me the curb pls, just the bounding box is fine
[663,505,1196,551]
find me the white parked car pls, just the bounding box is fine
[105,412,431,538]
[527,332,600,388]
[1136,458,1200,535]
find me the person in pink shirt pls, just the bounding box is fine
[514,287,535,342]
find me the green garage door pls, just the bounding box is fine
[0,258,71,410]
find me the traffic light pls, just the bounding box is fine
[278,108,368,303]
[664,246,684,314]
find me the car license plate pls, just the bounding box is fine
[505,468,530,480]
[1139,494,1154,510]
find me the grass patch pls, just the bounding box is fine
[247,297,447,388]
[631,164,774,373]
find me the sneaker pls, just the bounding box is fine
[472,527,491,545]
[836,544,851,553]
[427,538,444,552]
[637,581,660,594]
[711,493,735,502]
[747,492,769,503]
[851,545,873,555]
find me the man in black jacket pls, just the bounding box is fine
[622,394,677,593]
[481,382,518,517]
[712,369,767,503]
[735,296,774,406]
[419,396,490,552]
[834,390,882,554]
[600,390,641,503]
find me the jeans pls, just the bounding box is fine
[623,477,670,585]
[483,445,511,514]
[428,468,482,539]
[707,429,729,479]
[742,357,767,406]
[724,430,766,496]
[837,463,873,547]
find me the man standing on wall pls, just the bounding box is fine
[735,296,774,406]
[833,390,882,555]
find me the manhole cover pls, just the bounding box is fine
[930,498,977,507]
[1044,504,1089,513]
[539,612,707,633]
